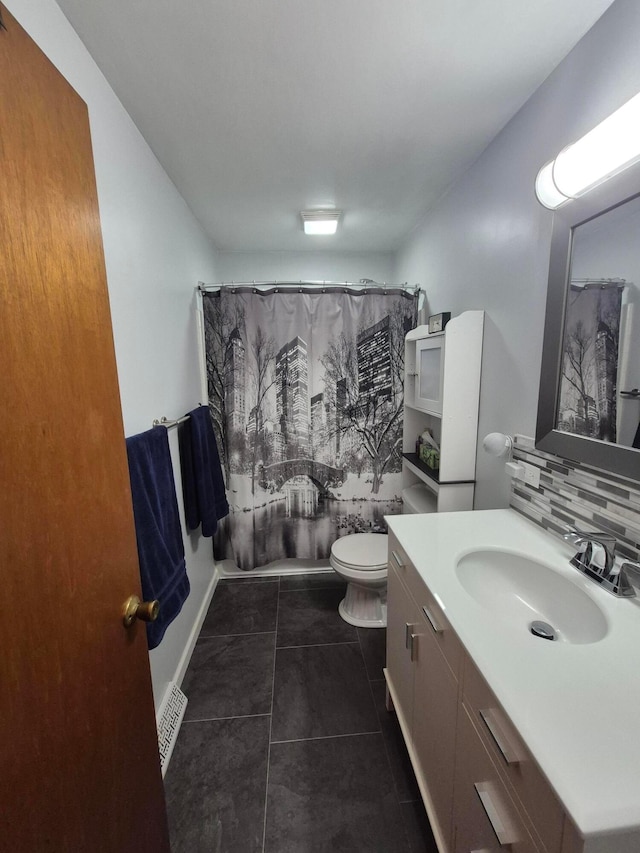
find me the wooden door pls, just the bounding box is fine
[0,8,170,851]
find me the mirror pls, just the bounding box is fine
[536,161,640,481]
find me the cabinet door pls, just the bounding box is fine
[412,618,458,850]
[454,708,538,853]
[386,565,421,732]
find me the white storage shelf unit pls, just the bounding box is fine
[403,311,484,513]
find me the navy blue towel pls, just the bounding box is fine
[126,427,189,650]
[178,406,229,537]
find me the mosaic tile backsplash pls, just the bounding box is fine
[509,436,640,563]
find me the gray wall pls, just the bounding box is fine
[215,250,395,285]
[394,0,640,510]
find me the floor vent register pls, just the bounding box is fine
[156,681,188,777]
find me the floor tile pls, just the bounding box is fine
[276,586,357,647]
[370,680,420,802]
[271,643,379,741]
[401,801,439,853]
[165,715,269,853]
[264,733,409,853]
[200,579,279,636]
[279,570,346,591]
[357,626,387,680]
[183,633,275,720]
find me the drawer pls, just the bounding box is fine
[388,531,412,585]
[463,658,564,853]
[388,532,463,680]
[454,705,540,853]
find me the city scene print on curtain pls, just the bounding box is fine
[202,286,418,570]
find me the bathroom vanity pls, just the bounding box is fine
[385,509,640,853]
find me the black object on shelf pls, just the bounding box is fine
[403,452,440,483]
[402,452,475,486]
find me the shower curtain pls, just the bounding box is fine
[202,286,418,570]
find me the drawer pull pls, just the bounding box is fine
[474,782,518,847]
[405,622,412,650]
[391,550,405,569]
[410,632,418,662]
[422,605,442,634]
[479,709,520,766]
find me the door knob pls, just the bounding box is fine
[122,595,160,628]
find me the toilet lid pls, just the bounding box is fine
[331,533,388,570]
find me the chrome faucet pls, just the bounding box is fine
[563,527,637,597]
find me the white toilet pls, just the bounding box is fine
[330,532,389,628]
[330,484,435,628]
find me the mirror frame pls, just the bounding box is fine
[536,160,640,482]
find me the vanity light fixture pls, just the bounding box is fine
[301,210,341,235]
[535,91,640,209]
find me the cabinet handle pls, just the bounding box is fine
[410,632,418,662]
[422,604,442,634]
[479,709,520,766]
[473,782,518,847]
[391,550,405,569]
[405,622,412,650]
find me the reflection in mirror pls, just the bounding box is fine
[536,160,640,482]
[557,196,640,450]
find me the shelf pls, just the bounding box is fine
[402,453,475,487]
[405,400,442,417]
[403,452,440,483]
[402,312,483,513]
[403,484,438,514]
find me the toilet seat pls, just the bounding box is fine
[330,533,388,571]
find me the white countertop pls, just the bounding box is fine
[386,508,640,840]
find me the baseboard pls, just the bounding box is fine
[172,565,220,689]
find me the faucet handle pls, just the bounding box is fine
[620,560,640,591]
[563,526,616,555]
[564,525,614,541]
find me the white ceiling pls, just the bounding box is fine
[56,0,615,253]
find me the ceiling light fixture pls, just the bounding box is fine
[301,210,341,235]
[535,91,640,209]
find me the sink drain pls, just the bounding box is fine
[530,620,556,641]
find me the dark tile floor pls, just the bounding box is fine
[164,572,438,853]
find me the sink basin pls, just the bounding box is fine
[455,550,608,644]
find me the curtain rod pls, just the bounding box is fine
[570,278,627,291]
[198,280,418,292]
